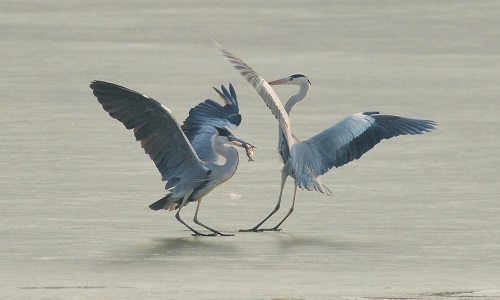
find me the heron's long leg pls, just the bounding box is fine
[193,200,233,236]
[262,182,298,231]
[175,192,210,236]
[240,169,288,232]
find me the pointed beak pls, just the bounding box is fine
[230,137,256,162]
[230,137,252,149]
[267,77,291,86]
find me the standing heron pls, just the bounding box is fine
[215,43,436,232]
[90,80,255,236]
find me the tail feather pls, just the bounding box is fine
[149,194,179,211]
[149,195,168,211]
[296,173,332,196]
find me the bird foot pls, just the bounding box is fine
[191,232,234,237]
[215,232,235,237]
[239,227,282,232]
[259,227,282,232]
[239,228,262,232]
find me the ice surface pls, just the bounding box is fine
[1,1,498,299]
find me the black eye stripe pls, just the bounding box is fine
[215,126,231,137]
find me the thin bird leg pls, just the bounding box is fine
[193,200,234,237]
[175,192,210,236]
[263,182,298,231]
[240,170,288,232]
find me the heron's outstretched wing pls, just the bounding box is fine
[292,112,436,176]
[181,84,241,162]
[90,80,209,183]
[214,41,295,150]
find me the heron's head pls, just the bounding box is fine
[268,73,311,87]
[214,126,251,148]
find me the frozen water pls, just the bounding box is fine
[1,1,498,299]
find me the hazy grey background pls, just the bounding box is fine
[1,1,499,299]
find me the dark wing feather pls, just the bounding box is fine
[181,83,241,162]
[90,80,209,182]
[292,112,436,176]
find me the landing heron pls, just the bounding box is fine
[215,43,436,232]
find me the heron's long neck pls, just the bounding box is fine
[279,83,309,162]
[284,82,309,114]
[212,139,239,182]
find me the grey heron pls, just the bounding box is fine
[90,80,255,236]
[215,43,436,232]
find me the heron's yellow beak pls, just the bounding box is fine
[230,137,250,148]
[268,77,291,86]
